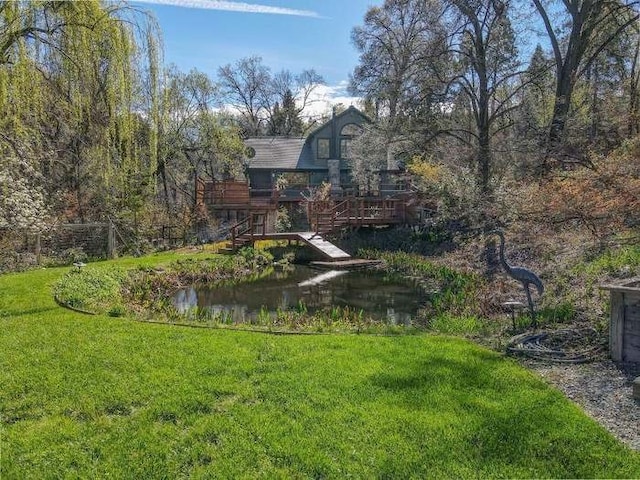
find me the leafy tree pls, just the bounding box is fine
[348,125,389,195]
[0,136,48,232]
[531,0,639,156]
[0,0,161,224]
[158,67,245,211]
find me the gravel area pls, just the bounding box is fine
[524,359,640,451]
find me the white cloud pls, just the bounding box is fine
[300,81,361,120]
[134,0,321,17]
[215,81,362,127]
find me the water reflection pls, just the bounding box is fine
[173,266,423,325]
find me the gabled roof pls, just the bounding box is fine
[306,105,371,139]
[244,105,370,171]
[245,137,320,170]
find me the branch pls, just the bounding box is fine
[532,0,563,71]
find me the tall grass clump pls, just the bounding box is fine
[53,266,128,315]
[359,249,484,333]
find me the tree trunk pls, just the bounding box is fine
[589,63,598,142]
[629,39,640,137]
[548,73,575,147]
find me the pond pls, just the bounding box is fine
[172,265,425,325]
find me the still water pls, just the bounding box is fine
[172,265,424,325]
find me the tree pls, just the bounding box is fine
[218,56,323,137]
[158,67,245,211]
[0,136,48,232]
[218,56,270,136]
[269,89,304,136]
[349,0,447,189]
[266,69,323,135]
[437,0,522,195]
[516,45,554,139]
[349,125,390,195]
[627,25,640,136]
[531,0,639,155]
[350,0,444,130]
[0,0,161,224]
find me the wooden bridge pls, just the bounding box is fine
[227,214,350,261]
[225,197,412,261]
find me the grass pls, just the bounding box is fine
[2,253,640,478]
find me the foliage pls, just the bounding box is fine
[0,141,49,232]
[0,0,161,226]
[360,249,482,325]
[274,207,292,233]
[348,124,391,194]
[531,0,639,149]
[53,266,128,314]
[518,137,640,243]
[218,56,323,136]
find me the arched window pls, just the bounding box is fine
[340,123,362,136]
[339,124,362,159]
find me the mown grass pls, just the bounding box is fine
[2,254,640,478]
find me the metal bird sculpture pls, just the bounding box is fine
[488,230,544,327]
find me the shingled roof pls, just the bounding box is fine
[244,106,369,171]
[245,137,321,170]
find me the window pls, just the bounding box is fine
[317,138,330,159]
[340,123,362,136]
[340,138,352,159]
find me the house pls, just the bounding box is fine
[245,105,370,199]
[196,105,415,231]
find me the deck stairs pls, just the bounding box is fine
[221,213,351,261]
[221,196,415,260]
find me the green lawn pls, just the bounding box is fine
[2,254,639,478]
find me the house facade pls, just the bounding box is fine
[244,105,370,200]
[196,105,416,231]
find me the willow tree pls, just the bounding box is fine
[0,0,161,224]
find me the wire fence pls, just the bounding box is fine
[0,222,115,272]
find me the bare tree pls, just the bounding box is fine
[218,56,271,136]
[531,0,639,154]
[437,0,523,195]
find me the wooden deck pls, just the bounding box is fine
[224,194,419,261]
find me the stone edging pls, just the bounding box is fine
[53,295,97,316]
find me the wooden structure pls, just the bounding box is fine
[194,106,426,232]
[227,212,350,261]
[196,179,251,206]
[307,197,410,234]
[226,192,413,260]
[601,278,640,362]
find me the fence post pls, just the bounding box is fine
[107,220,116,259]
[35,233,42,265]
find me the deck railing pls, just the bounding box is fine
[308,197,407,234]
[230,211,267,249]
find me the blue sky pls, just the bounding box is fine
[132,0,379,90]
